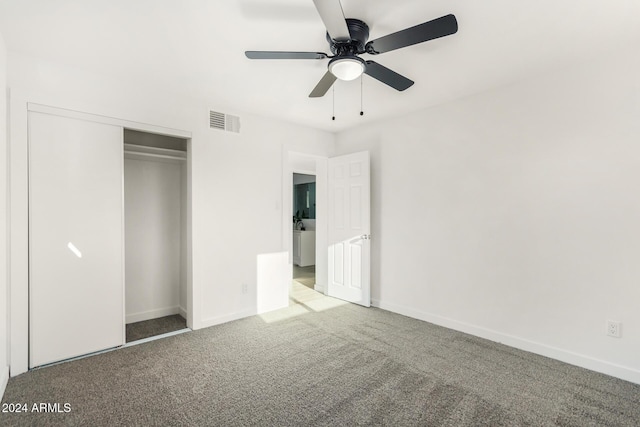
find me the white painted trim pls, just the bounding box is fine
[0,366,8,401]
[10,93,30,376]
[184,139,195,331]
[126,306,182,324]
[200,309,256,329]
[314,158,328,295]
[120,127,126,347]
[371,298,640,385]
[27,103,192,139]
[179,306,187,320]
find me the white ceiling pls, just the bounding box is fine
[0,0,639,133]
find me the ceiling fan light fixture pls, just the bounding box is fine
[328,56,366,81]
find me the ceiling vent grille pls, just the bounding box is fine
[209,110,240,133]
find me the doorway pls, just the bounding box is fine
[291,171,321,306]
[285,150,329,309]
[283,150,372,310]
[292,172,317,293]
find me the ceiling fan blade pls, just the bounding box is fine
[245,51,328,60]
[309,71,338,98]
[312,0,351,42]
[366,14,458,55]
[364,61,414,91]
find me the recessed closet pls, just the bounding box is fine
[123,129,188,342]
[28,105,191,368]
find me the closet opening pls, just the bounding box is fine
[123,129,190,343]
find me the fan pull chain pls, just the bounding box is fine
[360,75,364,116]
[332,85,336,121]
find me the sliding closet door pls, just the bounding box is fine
[29,111,124,367]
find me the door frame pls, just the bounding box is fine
[282,151,329,296]
[10,103,194,375]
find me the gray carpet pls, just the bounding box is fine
[2,301,640,426]
[126,314,187,343]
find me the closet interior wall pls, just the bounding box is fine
[123,129,187,324]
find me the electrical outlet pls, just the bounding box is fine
[241,283,248,294]
[606,320,621,338]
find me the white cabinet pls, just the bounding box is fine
[293,230,316,267]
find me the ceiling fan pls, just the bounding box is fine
[245,0,458,98]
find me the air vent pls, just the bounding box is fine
[209,110,240,133]
[209,111,225,130]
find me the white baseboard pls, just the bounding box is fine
[314,284,325,293]
[126,306,181,324]
[199,309,257,330]
[371,298,640,385]
[0,365,8,401]
[179,306,187,319]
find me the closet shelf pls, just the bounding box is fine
[124,143,186,161]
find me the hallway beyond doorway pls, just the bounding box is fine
[293,264,315,289]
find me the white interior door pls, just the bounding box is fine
[29,111,124,367]
[327,151,371,306]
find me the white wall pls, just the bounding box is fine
[0,31,9,397]
[336,45,640,384]
[7,52,335,374]
[124,156,184,323]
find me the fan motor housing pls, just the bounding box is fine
[326,18,370,55]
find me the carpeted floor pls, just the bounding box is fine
[2,294,640,426]
[126,314,187,343]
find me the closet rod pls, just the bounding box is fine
[124,151,186,161]
[124,143,185,155]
